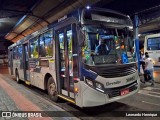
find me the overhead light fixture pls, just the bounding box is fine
[86,6,91,10]
[128,26,133,29]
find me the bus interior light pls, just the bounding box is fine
[129,26,133,30]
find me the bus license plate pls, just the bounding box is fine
[121,89,129,96]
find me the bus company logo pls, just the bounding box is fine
[1,112,42,118]
[126,76,135,82]
[2,112,11,117]
[106,81,121,86]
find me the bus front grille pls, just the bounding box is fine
[86,63,137,78]
[99,67,136,78]
[99,68,136,78]
[106,81,138,98]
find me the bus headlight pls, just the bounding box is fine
[85,79,94,87]
[85,78,105,93]
[96,82,104,93]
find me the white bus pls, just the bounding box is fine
[144,33,160,66]
[8,8,140,107]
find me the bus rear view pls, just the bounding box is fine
[144,33,160,66]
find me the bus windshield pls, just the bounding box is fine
[82,25,135,65]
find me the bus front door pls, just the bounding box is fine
[23,43,29,80]
[55,22,78,100]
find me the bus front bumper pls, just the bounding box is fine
[82,79,140,107]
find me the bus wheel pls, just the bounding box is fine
[15,70,21,84]
[47,77,58,102]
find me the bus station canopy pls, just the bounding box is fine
[0,0,160,42]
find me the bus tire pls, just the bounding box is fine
[47,77,59,102]
[15,70,21,84]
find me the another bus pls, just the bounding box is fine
[144,33,160,66]
[8,7,140,107]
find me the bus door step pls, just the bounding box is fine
[25,80,31,85]
[58,94,75,104]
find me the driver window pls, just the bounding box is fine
[88,33,99,52]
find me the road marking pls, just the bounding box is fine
[141,88,160,95]
[138,90,160,98]
[144,87,160,90]
[142,101,160,106]
[148,91,160,95]
[143,87,152,90]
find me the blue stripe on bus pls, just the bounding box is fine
[81,67,98,80]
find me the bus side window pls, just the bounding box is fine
[39,30,53,57]
[30,37,39,58]
[17,45,22,59]
[13,47,17,59]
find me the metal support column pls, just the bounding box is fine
[134,14,140,73]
